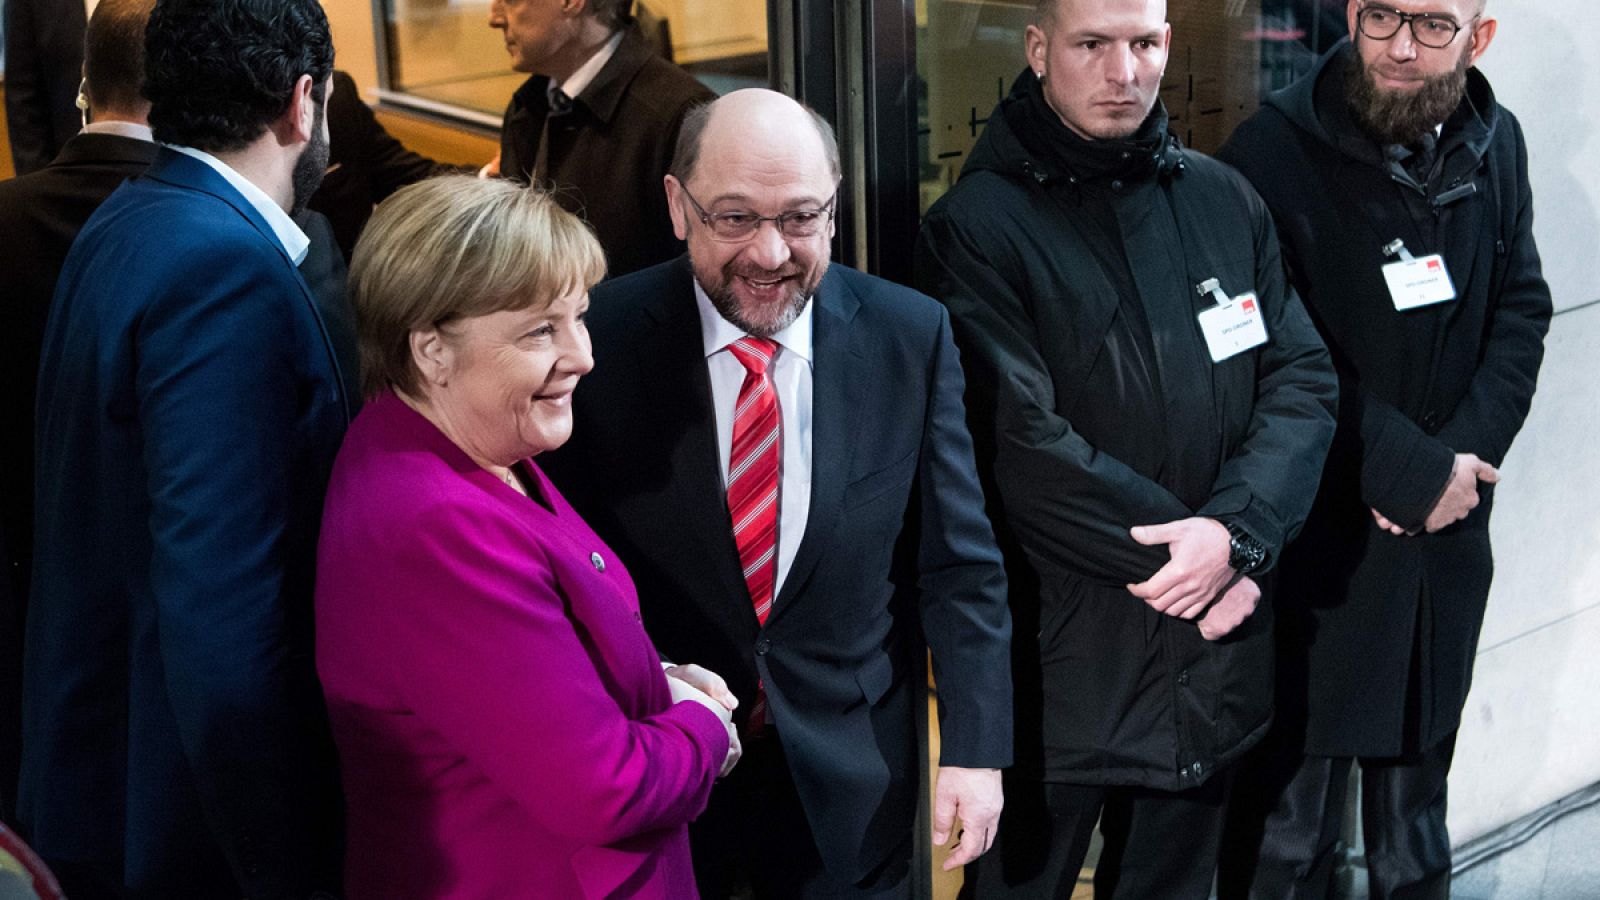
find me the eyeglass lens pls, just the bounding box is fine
[1359,6,1463,48]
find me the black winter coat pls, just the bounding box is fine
[308,71,462,261]
[915,73,1337,789]
[1217,43,1552,757]
[499,24,713,279]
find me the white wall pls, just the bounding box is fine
[1448,0,1600,845]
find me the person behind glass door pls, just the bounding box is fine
[485,0,714,278]
[316,175,740,899]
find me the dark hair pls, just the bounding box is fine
[85,0,155,114]
[144,0,334,153]
[1033,0,1056,28]
[669,100,841,184]
[590,0,632,31]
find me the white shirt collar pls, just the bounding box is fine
[164,144,310,265]
[80,121,153,142]
[693,277,814,365]
[554,29,626,102]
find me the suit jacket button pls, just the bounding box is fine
[755,638,772,656]
[590,552,606,572]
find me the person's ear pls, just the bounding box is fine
[1466,17,1497,66]
[1024,24,1048,80]
[411,328,453,388]
[664,175,691,241]
[274,73,317,147]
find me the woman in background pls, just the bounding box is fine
[315,176,738,899]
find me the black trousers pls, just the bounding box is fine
[690,732,911,900]
[1218,732,1457,900]
[962,768,1233,900]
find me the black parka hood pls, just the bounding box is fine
[1263,38,1501,173]
[962,69,1186,190]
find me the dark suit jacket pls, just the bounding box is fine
[22,148,349,897]
[0,135,356,825]
[308,70,458,260]
[500,24,713,278]
[3,0,85,175]
[295,208,363,405]
[542,258,1014,883]
[0,131,155,822]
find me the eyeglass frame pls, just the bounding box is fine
[1355,2,1481,49]
[678,183,841,243]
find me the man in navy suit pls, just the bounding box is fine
[542,89,1013,898]
[20,0,349,896]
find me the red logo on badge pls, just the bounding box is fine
[1242,298,1256,312]
[1427,259,1442,271]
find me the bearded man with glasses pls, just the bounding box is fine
[1216,2,1552,897]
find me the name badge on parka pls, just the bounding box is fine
[1195,277,1268,363]
[1382,239,1457,311]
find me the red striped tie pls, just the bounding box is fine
[727,337,781,729]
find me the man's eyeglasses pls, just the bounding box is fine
[1357,3,1477,49]
[680,185,838,242]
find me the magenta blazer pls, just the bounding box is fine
[315,391,727,899]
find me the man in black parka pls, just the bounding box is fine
[1215,2,1551,897]
[914,0,1337,896]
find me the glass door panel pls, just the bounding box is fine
[375,0,771,124]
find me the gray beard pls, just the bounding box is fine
[1346,42,1471,147]
[705,280,811,338]
[694,254,820,338]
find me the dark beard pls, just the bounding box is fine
[289,101,329,217]
[1345,40,1470,147]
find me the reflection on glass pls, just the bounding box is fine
[1256,0,1348,91]
[379,0,770,119]
[915,0,1344,216]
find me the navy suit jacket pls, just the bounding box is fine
[22,148,350,897]
[542,257,1014,883]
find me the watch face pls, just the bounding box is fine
[1230,531,1265,573]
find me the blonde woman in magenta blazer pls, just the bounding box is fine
[315,177,739,899]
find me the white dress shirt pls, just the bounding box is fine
[165,144,310,265]
[552,29,625,103]
[81,121,152,142]
[694,280,814,597]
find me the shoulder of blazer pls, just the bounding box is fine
[823,264,945,340]
[138,149,300,266]
[589,255,695,333]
